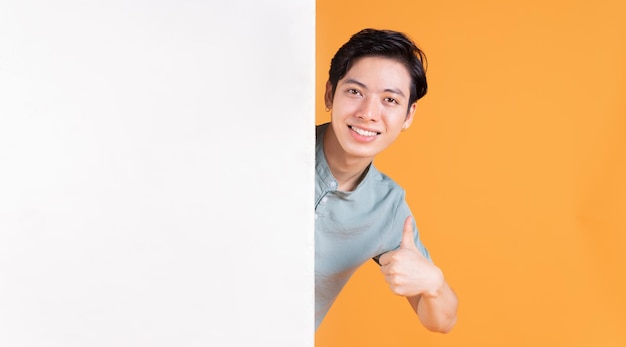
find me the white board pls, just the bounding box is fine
[0,1,314,346]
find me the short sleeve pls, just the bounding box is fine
[372,194,431,265]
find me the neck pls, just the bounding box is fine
[323,125,372,191]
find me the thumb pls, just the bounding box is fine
[400,216,417,249]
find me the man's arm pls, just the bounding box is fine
[378,216,458,333]
[407,281,458,333]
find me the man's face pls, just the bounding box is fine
[325,56,416,161]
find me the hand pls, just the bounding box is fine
[379,216,444,298]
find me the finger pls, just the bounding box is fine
[379,263,390,275]
[400,216,417,249]
[378,251,391,266]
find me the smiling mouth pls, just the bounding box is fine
[349,125,380,137]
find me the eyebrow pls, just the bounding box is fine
[343,78,406,98]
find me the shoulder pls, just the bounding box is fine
[355,164,408,220]
[365,164,406,199]
[316,122,329,142]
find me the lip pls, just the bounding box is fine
[348,125,380,142]
[348,125,382,135]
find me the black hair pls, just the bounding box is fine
[328,28,428,110]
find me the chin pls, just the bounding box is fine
[344,146,380,160]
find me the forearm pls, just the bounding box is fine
[408,280,458,333]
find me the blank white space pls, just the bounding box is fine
[0,1,314,346]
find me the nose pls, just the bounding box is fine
[356,96,381,122]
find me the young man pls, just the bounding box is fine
[315,29,458,332]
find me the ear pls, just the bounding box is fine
[324,80,334,109]
[403,102,417,129]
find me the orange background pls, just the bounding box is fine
[315,0,626,346]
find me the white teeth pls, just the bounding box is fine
[351,126,378,137]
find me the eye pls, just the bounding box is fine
[346,88,361,96]
[384,97,399,104]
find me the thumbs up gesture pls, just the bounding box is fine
[378,216,444,299]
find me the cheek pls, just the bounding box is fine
[331,102,354,118]
[383,113,408,128]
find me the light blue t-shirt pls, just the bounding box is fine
[315,123,431,330]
